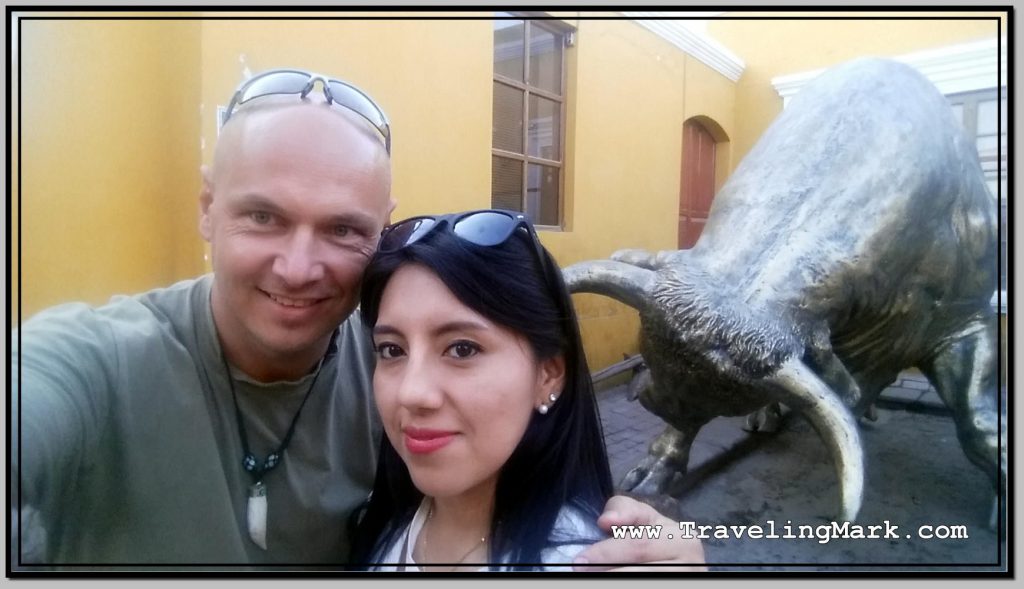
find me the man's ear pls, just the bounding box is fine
[386,198,398,225]
[537,354,567,406]
[199,164,214,242]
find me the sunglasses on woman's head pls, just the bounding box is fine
[379,209,564,314]
[378,210,544,256]
[221,69,391,154]
[380,209,571,332]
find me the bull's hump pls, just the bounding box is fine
[690,58,982,306]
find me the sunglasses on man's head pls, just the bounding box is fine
[221,69,392,154]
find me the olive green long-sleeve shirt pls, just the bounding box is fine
[13,275,380,567]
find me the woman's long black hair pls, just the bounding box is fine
[349,216,613,569]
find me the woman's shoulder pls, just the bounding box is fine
[540,503,607,568]
[550,503,604,539]
[367,499,429,571]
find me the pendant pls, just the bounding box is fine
[247,481,268,550]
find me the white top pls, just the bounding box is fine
[372,498,604,571]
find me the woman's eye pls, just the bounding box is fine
[445,341,480,359]
[376,343,405,360]
[250,211,272,225]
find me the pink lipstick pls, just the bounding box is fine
[403,427,456,454]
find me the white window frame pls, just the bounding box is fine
[492,15,572,229]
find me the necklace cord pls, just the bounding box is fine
[421,501,488,570]
[221,350,326,483]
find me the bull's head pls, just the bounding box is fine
[564,258,864,522]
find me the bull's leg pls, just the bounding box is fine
[918,314,1004,528]
[621,421,703,496]
[804,335,864,409]
[627,363,652,401]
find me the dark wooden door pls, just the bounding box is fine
[679,120,716,249]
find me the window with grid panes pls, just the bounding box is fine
[949,89,1007,304]
[492,15,568,227]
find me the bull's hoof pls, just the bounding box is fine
[620,464,650,492]
[743,403,783,433]
[627,367,652,402]
[862,403,879,422]
[620,464,686,497]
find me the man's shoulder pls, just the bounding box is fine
[334,308,373,361]
[119,274,210,313]
[19,275,210,347]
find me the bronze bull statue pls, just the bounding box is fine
[565,58,1003,523]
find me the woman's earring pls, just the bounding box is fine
[538,392,558,415]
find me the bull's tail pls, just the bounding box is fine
[562,260,655,313]
[767,358,864,522]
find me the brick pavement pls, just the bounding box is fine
[593,373,1003,569]
[597,370,946,486]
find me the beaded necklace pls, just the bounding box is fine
[221,351,324,550]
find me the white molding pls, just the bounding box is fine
[772,37,1007,106]
[622,12,746,82]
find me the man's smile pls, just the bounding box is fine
[261,289,330,309]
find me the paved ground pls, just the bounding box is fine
[596,371,1008,572]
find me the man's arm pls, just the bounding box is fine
[573,495,707,572]
[13,304,117,564]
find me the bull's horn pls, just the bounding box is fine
[765,358,864,522]
[562,260,655,313]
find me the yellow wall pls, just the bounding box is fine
[14,13,1000,373]
[708,13,1005,163]
[194,17,739,370]
[198,18,493,222]
[546,19,741,369]
[17,19,203,321]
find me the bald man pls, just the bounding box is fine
[13,70,704,570]
[14,75,394,566]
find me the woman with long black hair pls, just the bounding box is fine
[351,209,613,571]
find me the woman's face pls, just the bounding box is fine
[372,263,564,503]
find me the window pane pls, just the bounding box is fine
[977,134,999,155]
[492,156,523,211]
[526,163,559,225]
[977,99,999,135]
[528,95,560,160]
[528,25,562,93]
[494,18,525,82]
[493,83,524,153]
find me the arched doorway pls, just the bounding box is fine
[678,117,726,249]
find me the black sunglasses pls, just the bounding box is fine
[380,209,570,328]
[378,209,546,258]
[379,209,564,311]
[221,68,391,154]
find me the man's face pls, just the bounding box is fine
[200,104,392,380]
